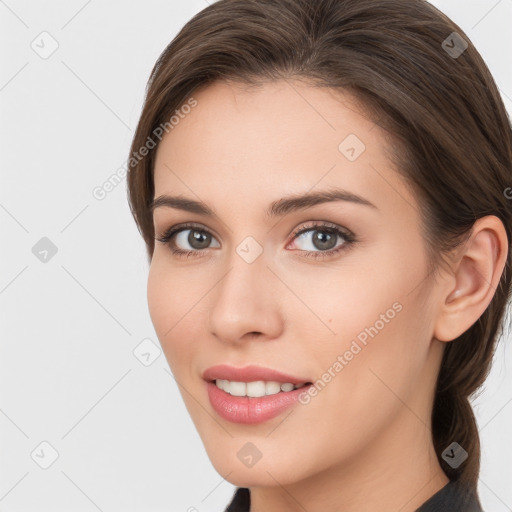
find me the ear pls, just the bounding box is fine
[434,215,509,342]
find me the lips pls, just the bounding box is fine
[202,364,311,385]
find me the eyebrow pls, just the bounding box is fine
[150,188,377,218]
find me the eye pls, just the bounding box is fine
[155,222,220,258]
[155,221,356,260]
[287,221,356,260]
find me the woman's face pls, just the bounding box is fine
[148,79,446,487]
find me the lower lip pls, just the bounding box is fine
[206,381,311,424]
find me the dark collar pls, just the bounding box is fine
[417,478,483,512]
[224,479,483,512]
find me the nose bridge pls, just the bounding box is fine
[208,240,281,342]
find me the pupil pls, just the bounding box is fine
[314,230,336,250]
[189,230,210,249]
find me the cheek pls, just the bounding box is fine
[146,260,169,335]
[283,238,431,394]
[309,252,432,417]
[147,256,215,381]
[147,259,194,369]
[277,249,423,353]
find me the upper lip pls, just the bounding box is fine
[203,364,311,385]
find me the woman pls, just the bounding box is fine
[126,0,511,510]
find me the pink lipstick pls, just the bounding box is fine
[203,364,312,424]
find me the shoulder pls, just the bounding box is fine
[224,487,250,512]
[224,480,484,512]
[416,479,484,512]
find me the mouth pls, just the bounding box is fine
[205,377,314,424]
[202,363,312,391]
[208,379,313,398]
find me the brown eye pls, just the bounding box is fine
[179,229,213,250]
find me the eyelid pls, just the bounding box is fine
[156,220,356,259]
[155,221,218,242]
[289,220,353,240]
[285,221,356,256]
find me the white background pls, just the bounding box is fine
[1,1,511,510]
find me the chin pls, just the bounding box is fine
[205,441,312,488]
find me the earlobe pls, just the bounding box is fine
[434,215,508,343]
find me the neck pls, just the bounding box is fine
[249,409,449,512]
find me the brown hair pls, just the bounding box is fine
[127,0,512,492]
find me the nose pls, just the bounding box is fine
[207,250,283,345]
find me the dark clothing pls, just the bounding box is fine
[415,479,483,512]
[225,478,483,511]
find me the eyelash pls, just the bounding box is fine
[155,221,357,260]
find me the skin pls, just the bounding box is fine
[147,79,508,512]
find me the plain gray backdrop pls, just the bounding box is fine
[1,1,511,510]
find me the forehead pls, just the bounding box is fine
[152,79,415,221]
[156,79,381,161]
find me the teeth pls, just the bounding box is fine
[265,381,281,395]
[215,379,306,397]
[247,381,266,397]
